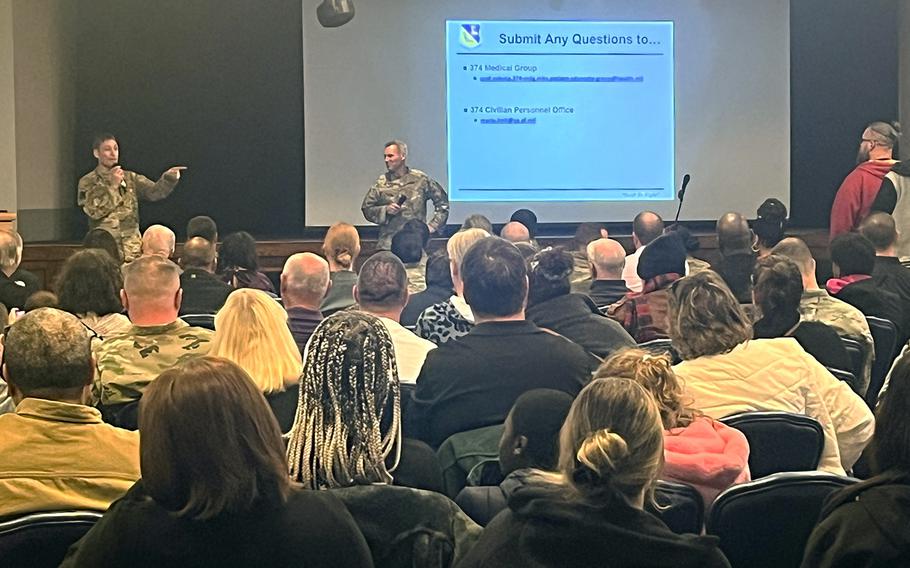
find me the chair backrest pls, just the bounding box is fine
[399,383,416,426]
[180,313,216,330]
[0,510,103,568]
[706,471,856,568]
[637,338,680,364]
[720,411,824,479]
[840,337,865,393]
[826,367,859,393]
[648,480,705,535]
[436,424,504,498]
[865,316,898,406]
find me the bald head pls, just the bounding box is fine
[281,253,330,309]
[0,229,23,275]
[771,237,818,288]
[179,237,217,271]
[859,212,898,253]
[122,256,182,322]
[141,224,176,258]
[587,238,626,280]
[501,221,531,243]
[716,212,754,254]
[632,211,664,248]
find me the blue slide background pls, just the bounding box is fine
[446,20,674,203]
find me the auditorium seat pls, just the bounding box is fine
[839,337,865,394]
[0,510,103,568]
[865,316,898,406]
[436,424,504,498]
[826,367,860,393]
[720,411,823,479]
[636,338,680,364]
[180,313,216,330]
[649,480,704,535]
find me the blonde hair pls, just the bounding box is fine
[595,349,697,429]
[446,228,490,270]
[323,223,361,270]
[210,289,302,393]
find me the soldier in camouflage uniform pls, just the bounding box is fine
[77,134,186,263]
[362,140,449,250]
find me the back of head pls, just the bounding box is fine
[4,308,92,397]
[637,233,687,281]
[186,215,218,242]
[24,291,58,311]
[771,237,814,277]
[595,349,692,429]
[356,251,408,310]
[503,389,574,472]
[323,222,361,270]
[668,271,753,360]
[82,228,122,264]
[527,247,574,306]
[510,208,538,237]
[866,120,902,149]
[139,357,290,519]
[180,237,217,270]
[446,228,489,271]
[461,237,527,318]
[830,232,876,276]
[665,225,700,253]
[574,222,607,251]
[141,224,176,257]
[280,252,330,307]
[402,219,430,250]
[56,248,124,316]
[559,378,663,504]
[859,212,898,252]
[587,238,626,279]
[501,221,531,243]
[287,311,400,488]
[0,229,23,273]
[122,255,181,308]
[390,229,424,264]
[460,213,493,235]
[716,212,753,253]
[220,231,259,271]
[632,211,664,246]
[425,249,454,290]
[753,198,788,249]
[752,254,804,319]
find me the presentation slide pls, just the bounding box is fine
[446,20,674,203]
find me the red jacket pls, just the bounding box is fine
[830,160,896,238]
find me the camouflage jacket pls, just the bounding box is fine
[362,167,449,249]
[93,319,212,405]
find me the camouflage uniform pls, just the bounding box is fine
[799,288,875,394]
[362,168,449,250]
[77,166,179,262]
[93,319,212,406]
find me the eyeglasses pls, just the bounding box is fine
[861,138,878,147]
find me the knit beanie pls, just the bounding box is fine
[637,233,687,280]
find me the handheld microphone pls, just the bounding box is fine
[673,174,691,225]
[397,195,407,206]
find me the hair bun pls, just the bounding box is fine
[575,428,629,480]
[533,248,574,281]
[893,121,903,138]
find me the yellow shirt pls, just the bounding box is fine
[0,398,140,518]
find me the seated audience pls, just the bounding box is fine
[416,228,488,345]
[713,212,757,303]
[597,349,751,506]
[409,237,596,448]
[177,236,233,315]
[526,247,635,359]
[861,212,910,304]
[609,232,687,343]
[752,255,852,371]
[186,214,218,243]
[667,225,711,274]
[569,222,608,292]
[400,249,453,327]
[457,378,730,568]
[140,224,176,258]
[55,249,131,338]
[0,229,39,310]
[460,213,494,234]
[61,357,372,567]
[753,198,788,257]
[670,271,874,475]
[802,354,910,567]
[280,252,329,353]
[586,237,631,310]
[23,290,57,311]
[286,311,480,566]
[509,208,539,247]
[82,227,122,264]
[354,252,435,384]
[773,237,875,394]
[391,227,428,294]
[209,289,302,432]
[218,230,276,294]
[623,211,664,293]
[0,308,140,518]
[320,222,360,315]
[455,389,574,526]
[500,221,532,245]
[94,256,212,428]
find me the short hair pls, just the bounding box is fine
[4,308,92,394]
[460,214,493,234]
[356,251,408,308]
[632,211,664,246]
[0,229,23,271]
[24,291,58,311]
[668,271,753,360]
[866,121,902,149]
[220,231,259,271]
[425,249,454,289]
[506,389,574,471]
[574,222,606,250]
[122,255,181,301]
[82,228,122,264]
[384,139,408,159]
[870,353,910,474]
[287,311,400,489]
[210,289,302,394]
[92,133,117,150]
[509,209,538,238]
[403,219,430,249]
[559,378,663,504]
[830,232,876,275]
[139,357,290,520]
[716,212,753,252]
[323,223,360,270]
[281,253,330,304]
[186,215,218,242]
[859,212,898,251]
[587,238,626,277]
[771,237,814,275]
[56,249,124,316]
[141,224,176,257]
[753,198,788,249]
[752,254,804,320]
[446,228,489,271]
[180,237,216,270]
[461,237,527,318]
[390,229,424,264]
[527,247,573,306]
[500,221,530,243]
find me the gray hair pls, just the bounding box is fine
[123,255,181,300]
[384,139,408,159]
[867,121,902,148]
[141,224,176,257]
[0,229,23,271]
[4,308,92,393]
[282,253,330,302]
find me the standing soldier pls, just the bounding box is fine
[78,134,186,262]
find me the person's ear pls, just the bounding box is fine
[323,279,333,299]
[353,285,360,304]
[512,435,529,456]
[175,288,183,312]
[120,289,129,312]
[93,148,100,160]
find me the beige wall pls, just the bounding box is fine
[0,0,17,213]
[902,1,910,161]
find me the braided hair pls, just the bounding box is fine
[286,311,401,489]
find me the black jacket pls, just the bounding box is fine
[526,293,635,359]
[401,285,452,327]
[712,250,756,304]
[753,316,852,371]
[0,267,39,310]
[178,268,233,315]
[587,279,630,310]
[872,256,910,309]
[832,277,909,344]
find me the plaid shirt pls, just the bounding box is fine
[607,273,683,343]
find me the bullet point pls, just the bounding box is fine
[474,119,477,122]
[462,66,467,70]
[463,108,467,112]
[473,76,477,80]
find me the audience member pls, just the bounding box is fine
[509,208,538,242]
[285,311,480,566]
[409,238,595,448]
[177,236,233,315]
[870,153,910,262]
[354,251,435,384]
[320,222,360,315]
[209,289,302,432]
[82,228,122,264]
[0,308,140,518]
[391,227,428,294]
[753,198,788,257]
[61,357,372,568]
[861,212,910,301]
[526,247,635,359]
[94,256,212,429]
[23,290,57,311]
[455,389,574,526]
[140,224,176,258]
[609,232,687,343]
[773,237,875,394]
[457,378,730,568]
[586,237,630,310]
[55,249,131,338]
[219,231,276,294]
[280,252,329,353]
[500,221,532,244]
[186,214,218,243]
[569,222,608,292]
[400,249,453,327]
[669,270,874,475]
[0,229,39,310]
[416,228,488,345]
[622,211,664,292]
[667,225,711,274]
[713,212,757,303]
[752,255,851,371]
[460,213,493,234]
[596,349,751,506]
